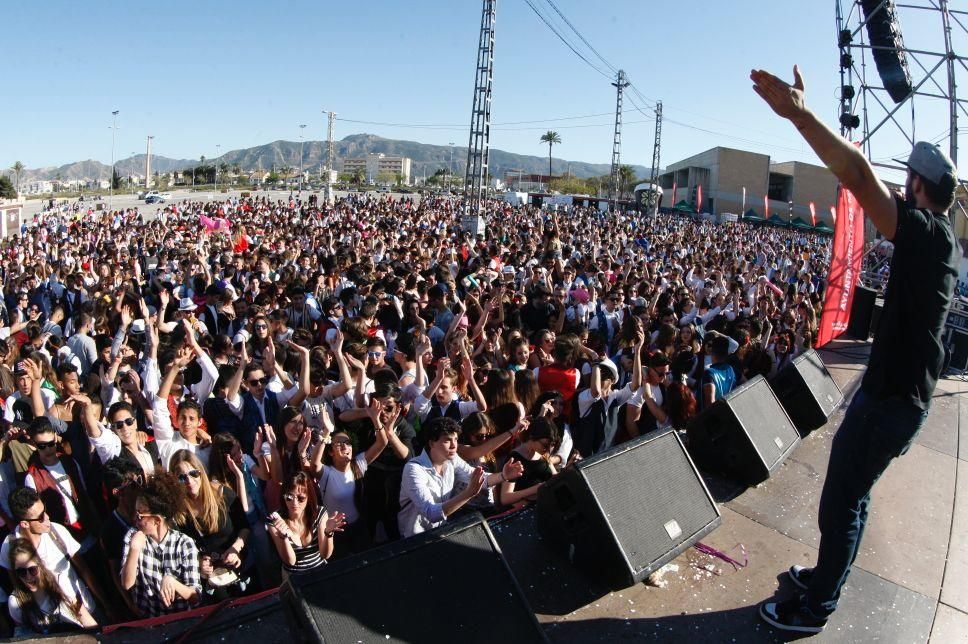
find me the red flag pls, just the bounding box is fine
[764,195,769,218]
[809,202,816,227]
[671,181,677,207]
[817,185,865,347]
[829,206,837,223]
[697,184,703,212]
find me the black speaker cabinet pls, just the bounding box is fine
[280,514,546,643]
[848,284,877,340]
[536,429,721,589]
[687,375,801,485]
[770,349,844,436]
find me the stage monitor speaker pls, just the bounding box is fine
[535,429,721,589]
[769,349,844,436]
[848,284,877,340]
[946,327,968,372]
[860,0,914,104]
[280,514,546,644]
[687,375,801,485]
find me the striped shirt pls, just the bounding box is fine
[283,507,326,576]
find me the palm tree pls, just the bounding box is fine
[539,131,561,181]
[11,161,24,195]
[618,165,637,199]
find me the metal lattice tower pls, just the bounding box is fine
[835,0,965,172]
[609,70,629,209]
[463,0,496,237]
[649,101,663,214]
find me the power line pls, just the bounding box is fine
[521,0,613,80]
[541,0,618,74]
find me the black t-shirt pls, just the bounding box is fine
[862,197,958,409]
[507,450,555,491]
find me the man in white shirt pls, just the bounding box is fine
[398,418,523,538]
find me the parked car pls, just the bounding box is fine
[141,190,160,201]
[145,192,170,204]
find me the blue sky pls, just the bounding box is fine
[3,0,958,182]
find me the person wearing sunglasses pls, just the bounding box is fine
[309,402,393,556]
[0,488,100,624]
[168,450,249,601]
[5,538,96,635]
[121,472,200,617]
[82,401,160,482]
[23,418,101,555]
[267,471,346,577]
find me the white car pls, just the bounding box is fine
[142,190,160,201]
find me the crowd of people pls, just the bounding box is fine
[0,190,833,635]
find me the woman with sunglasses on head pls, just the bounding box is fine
[266,471,346,577]
[168,450,250,601]
[121,471,201,617]
[308,401,392,556]
[6,538,96,635]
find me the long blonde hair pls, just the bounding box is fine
[170,449,226,535]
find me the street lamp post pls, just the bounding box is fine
[299,124,307,194]
[448,142,456,193]
[215,144,221,192]
[145,136,154,189]
[109,110,119,212]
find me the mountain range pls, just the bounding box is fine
[15,134,652,183]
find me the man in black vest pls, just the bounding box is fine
[752,66,959,633]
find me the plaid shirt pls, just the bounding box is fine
[122,527,201,617]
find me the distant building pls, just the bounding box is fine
[341,153,412,185]
[658,147,839,226]
[503,172,556,193]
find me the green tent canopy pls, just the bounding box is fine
[743,208,764,221]
[791,217,813,229]
[813,221,834,234]
[673,200,696,213]
[767,213,789,227]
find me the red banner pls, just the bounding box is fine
[697,184,703,212]
[671,181,677,208]
[809,201,816,227]
[817,185,865,347]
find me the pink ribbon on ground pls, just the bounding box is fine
[693,542,748,571]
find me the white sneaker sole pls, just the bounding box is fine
[758,602,826,634]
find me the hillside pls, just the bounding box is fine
[18,134,652,182]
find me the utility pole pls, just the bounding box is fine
[648,101,662,215]
[145,136,154,189]
[463,0,496,237]
[609,70,628,211]
[299,124,307,193]
[448,142,455,193]
[109,110,119,212]
[215,144,220,192]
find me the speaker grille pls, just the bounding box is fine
[287,517,544,643]
[796,351,843,416]
[727,378,799,471]
[580,432,720,577]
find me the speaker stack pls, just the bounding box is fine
[770,349,844,436]
[281,514,546,643]
[687,375,801,485]
[536,430,721,589]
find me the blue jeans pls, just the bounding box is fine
[805,389,928,617]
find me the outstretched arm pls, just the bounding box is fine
[751,66,897,239]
